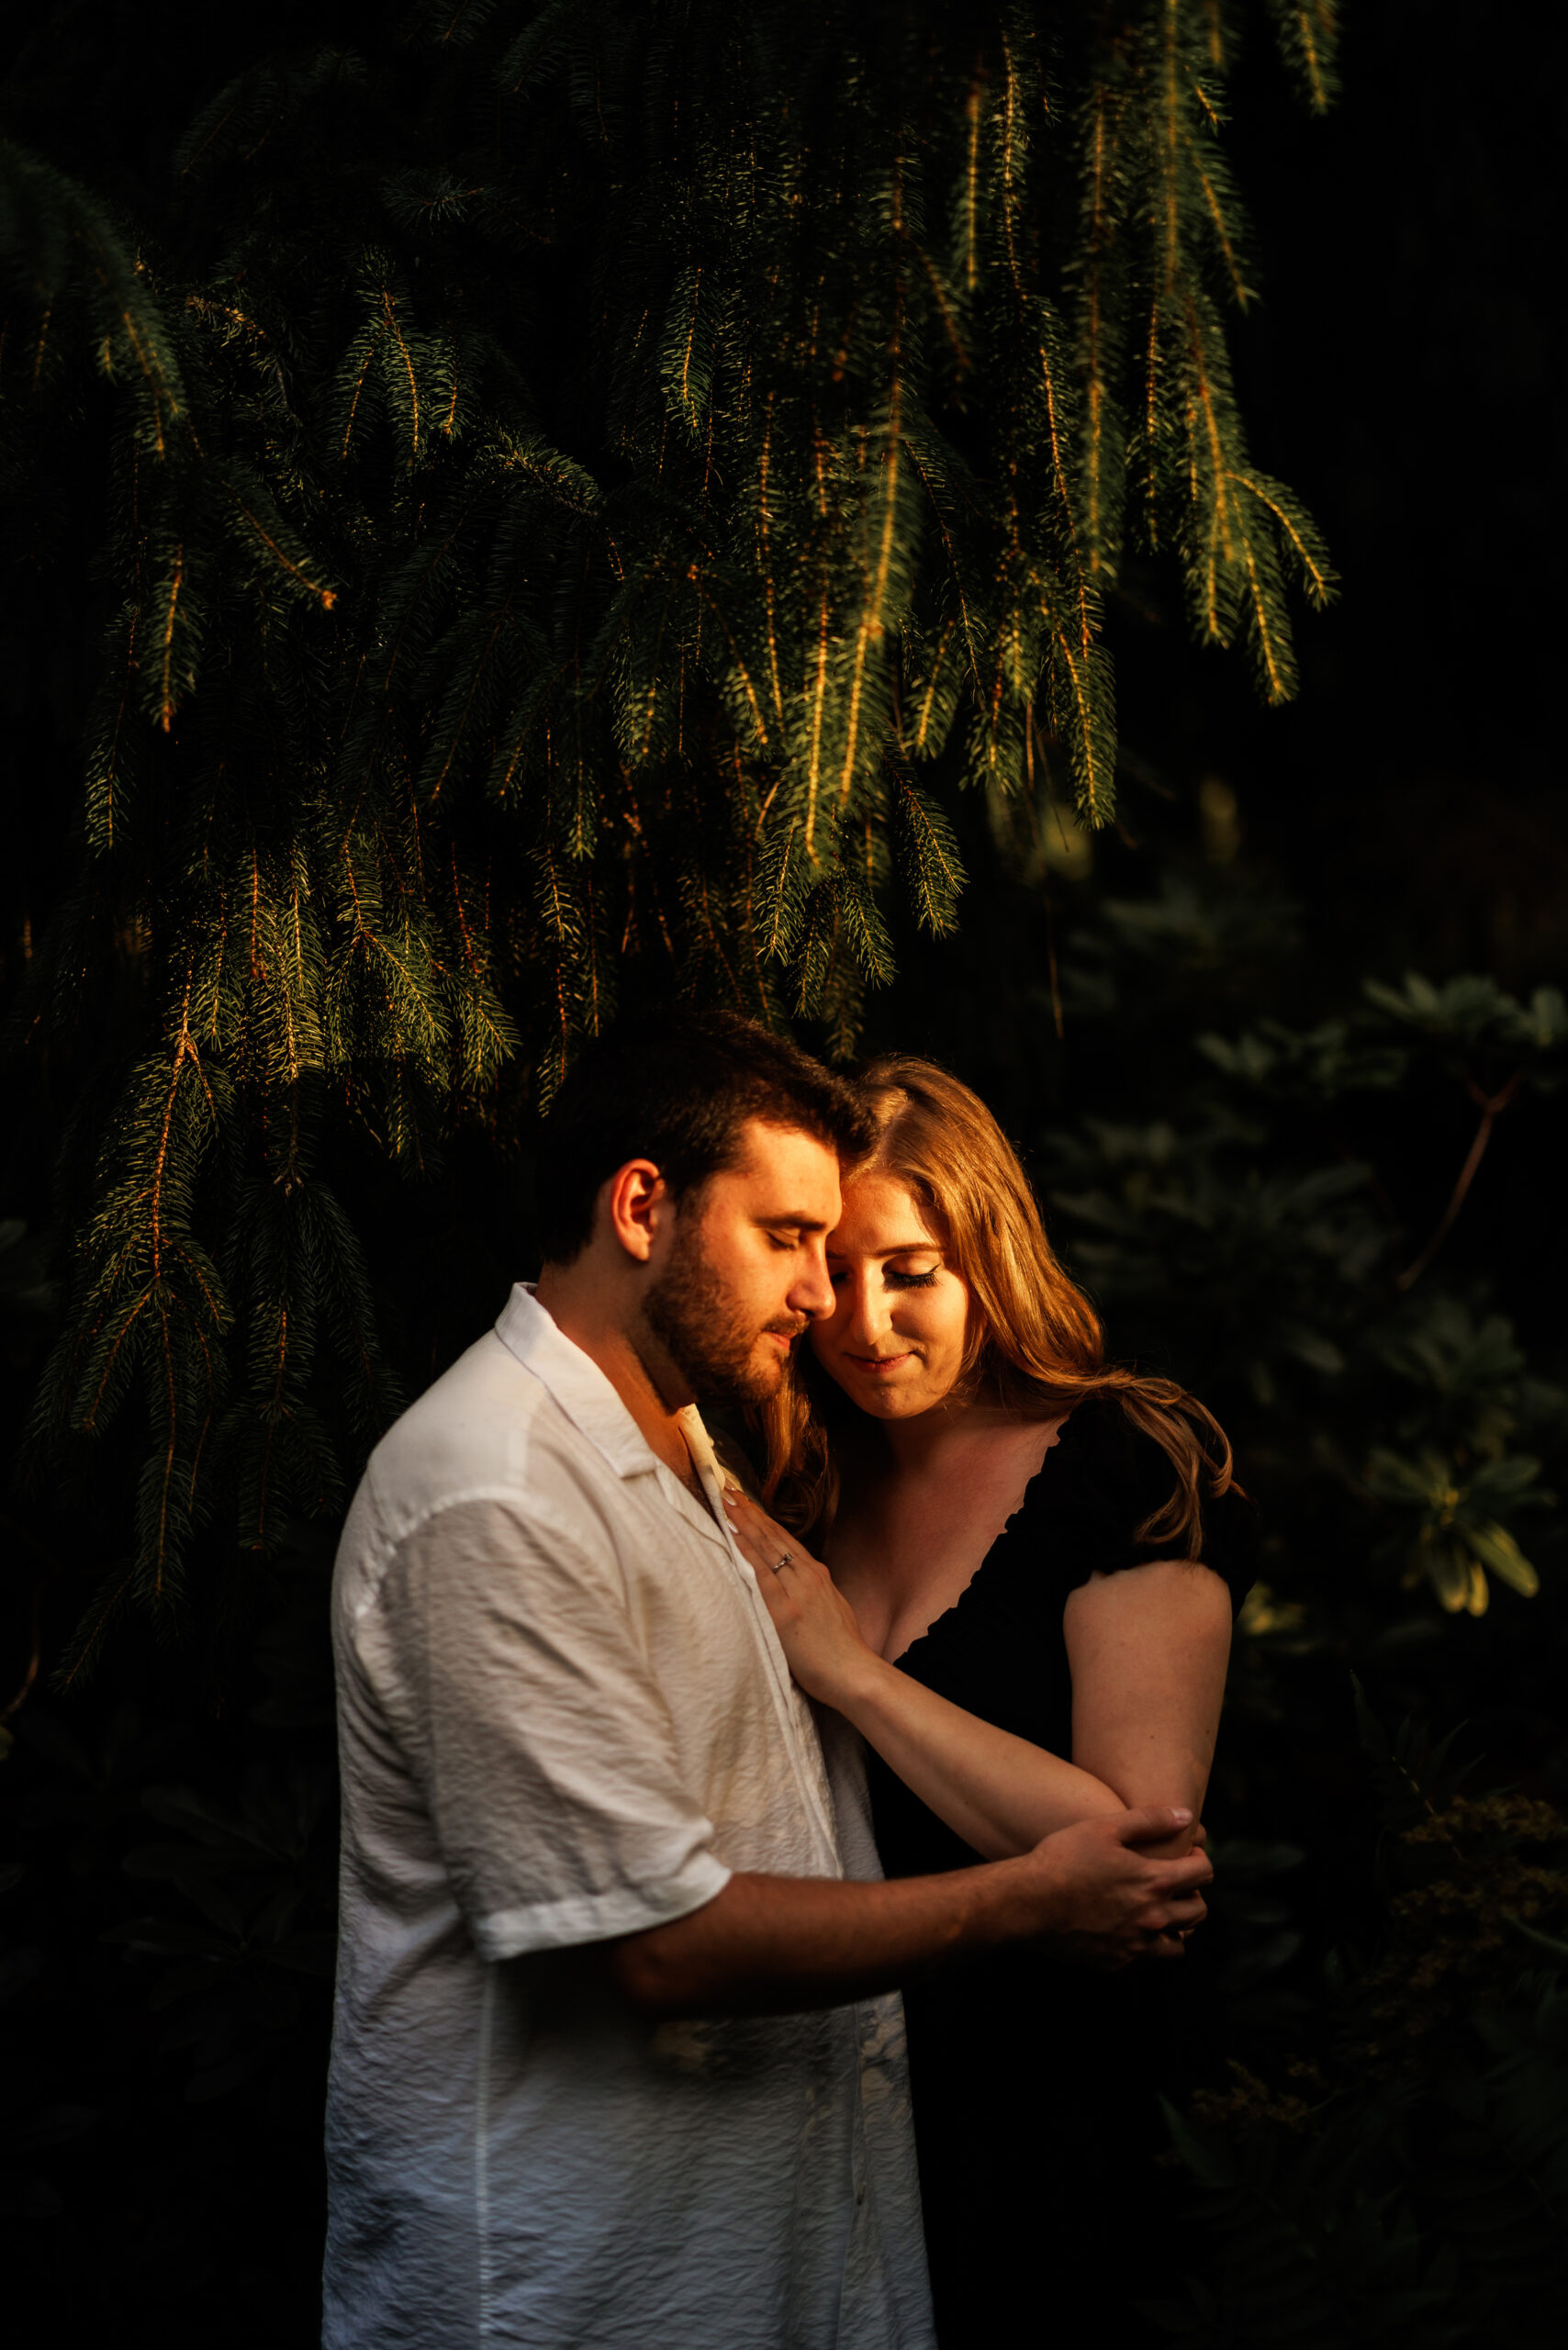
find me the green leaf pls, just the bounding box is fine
[1462,1520,1540,1599]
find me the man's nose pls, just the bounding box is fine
[790,1244,836,1321]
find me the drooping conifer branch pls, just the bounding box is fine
[1,0,1338,1628]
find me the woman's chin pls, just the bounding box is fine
[826,1370,941,1420]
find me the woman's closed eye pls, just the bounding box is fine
[827,1262,942,1290]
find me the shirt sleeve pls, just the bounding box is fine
[369,1493,733,1962]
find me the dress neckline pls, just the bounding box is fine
[883,1403,1087,1668]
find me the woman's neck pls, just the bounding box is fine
[872,1392,1036,1480]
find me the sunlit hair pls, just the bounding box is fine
[755,1055,1236,1551]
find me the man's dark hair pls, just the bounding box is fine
[536,1009,876,1264]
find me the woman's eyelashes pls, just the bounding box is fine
[827,1262,942,1291]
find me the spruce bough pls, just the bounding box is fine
[0,0,1338,1632]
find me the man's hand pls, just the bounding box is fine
[1019,1805,1213,1969]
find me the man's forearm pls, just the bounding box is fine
[608,1862,1041,2019]
[608,1802,1211,2018]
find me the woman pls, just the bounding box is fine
[721,1058,1257,2348]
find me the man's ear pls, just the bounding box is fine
[601,1158,668,1265]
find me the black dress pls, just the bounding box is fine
[865,1396,1260,2350]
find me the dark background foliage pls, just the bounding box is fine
[2,3,1565,2342]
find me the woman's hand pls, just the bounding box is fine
[722,1489,879,1707]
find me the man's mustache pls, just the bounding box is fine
[764,1318,810,1341]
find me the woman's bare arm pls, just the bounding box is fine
[842,1561,1235,1860]
[724,1491,1233,1863]
[724,1488,1130,1857]
[831,1653,1130,1856]
[1063,1561,1234,1858]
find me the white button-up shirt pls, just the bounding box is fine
[323,1284,935,2348]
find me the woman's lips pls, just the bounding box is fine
[845,1352,913,1375]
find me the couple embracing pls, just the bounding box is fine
[323,1012,1255,2349]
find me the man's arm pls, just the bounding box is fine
[608,1805,1209,2017]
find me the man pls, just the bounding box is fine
[323,1011,1210,2347]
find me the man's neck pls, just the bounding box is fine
[533,1267,700,1489]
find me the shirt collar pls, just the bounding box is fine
[495,1283,711,1487]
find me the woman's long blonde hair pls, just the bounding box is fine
[756,1055,1236,1550]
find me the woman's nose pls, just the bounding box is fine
[842,1274,890,1345]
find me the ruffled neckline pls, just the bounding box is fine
[887,1403,1089,1668]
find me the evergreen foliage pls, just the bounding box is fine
[0,1,1337,1630]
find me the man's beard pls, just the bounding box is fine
[638,1214,803,1408]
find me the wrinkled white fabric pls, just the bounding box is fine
[324,1284,934,2349]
